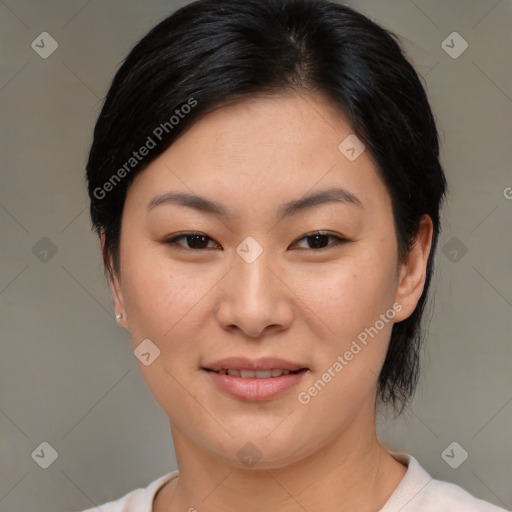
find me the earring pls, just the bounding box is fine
[115,312,124,321]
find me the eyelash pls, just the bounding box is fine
[163,231,348,252]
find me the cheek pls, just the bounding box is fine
[120,253,216,415]
[292,261,397,426]
[120,247,211,349]
[291,243,399,408]
[291,250,398,343]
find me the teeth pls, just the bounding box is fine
[216,368,297,378]
[255,370,272,378]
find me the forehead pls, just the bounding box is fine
[177,92,352,161]
[125,92,391,218]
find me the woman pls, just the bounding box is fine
[81,0,506,510]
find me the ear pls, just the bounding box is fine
[393,214,433,322]
[100,231,127,328]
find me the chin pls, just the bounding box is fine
[198,424,317,470]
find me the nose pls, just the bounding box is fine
[214,246,293,339]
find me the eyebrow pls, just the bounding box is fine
[146,186,363,221]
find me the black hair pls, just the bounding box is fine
[85,0,447,414]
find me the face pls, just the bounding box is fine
[106,92,432,469]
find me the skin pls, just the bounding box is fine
[102,91,433,512]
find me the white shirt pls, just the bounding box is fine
[78,452,509,511]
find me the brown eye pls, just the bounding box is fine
[165,232,220,250]
[164,231,347,252]
[292,231,347,251]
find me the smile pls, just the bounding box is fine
[208,368,304,378]
[203,360,309,400]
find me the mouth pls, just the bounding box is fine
[202,357,309,401]
[204,368,307,378]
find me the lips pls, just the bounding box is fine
[203,356,307,373]
[212,368,301,378]
[202,357,309,401]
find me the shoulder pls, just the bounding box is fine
[382,452,508,512]
[419,477,507,511]
[76,471,178,512]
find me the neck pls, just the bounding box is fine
[154,403,407,512]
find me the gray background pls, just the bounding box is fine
[0,1,511,511]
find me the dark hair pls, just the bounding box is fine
[86,0,447,414]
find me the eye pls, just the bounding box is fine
[164,231,348,252]
[291,231,347,251]
[164,232,220,250]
